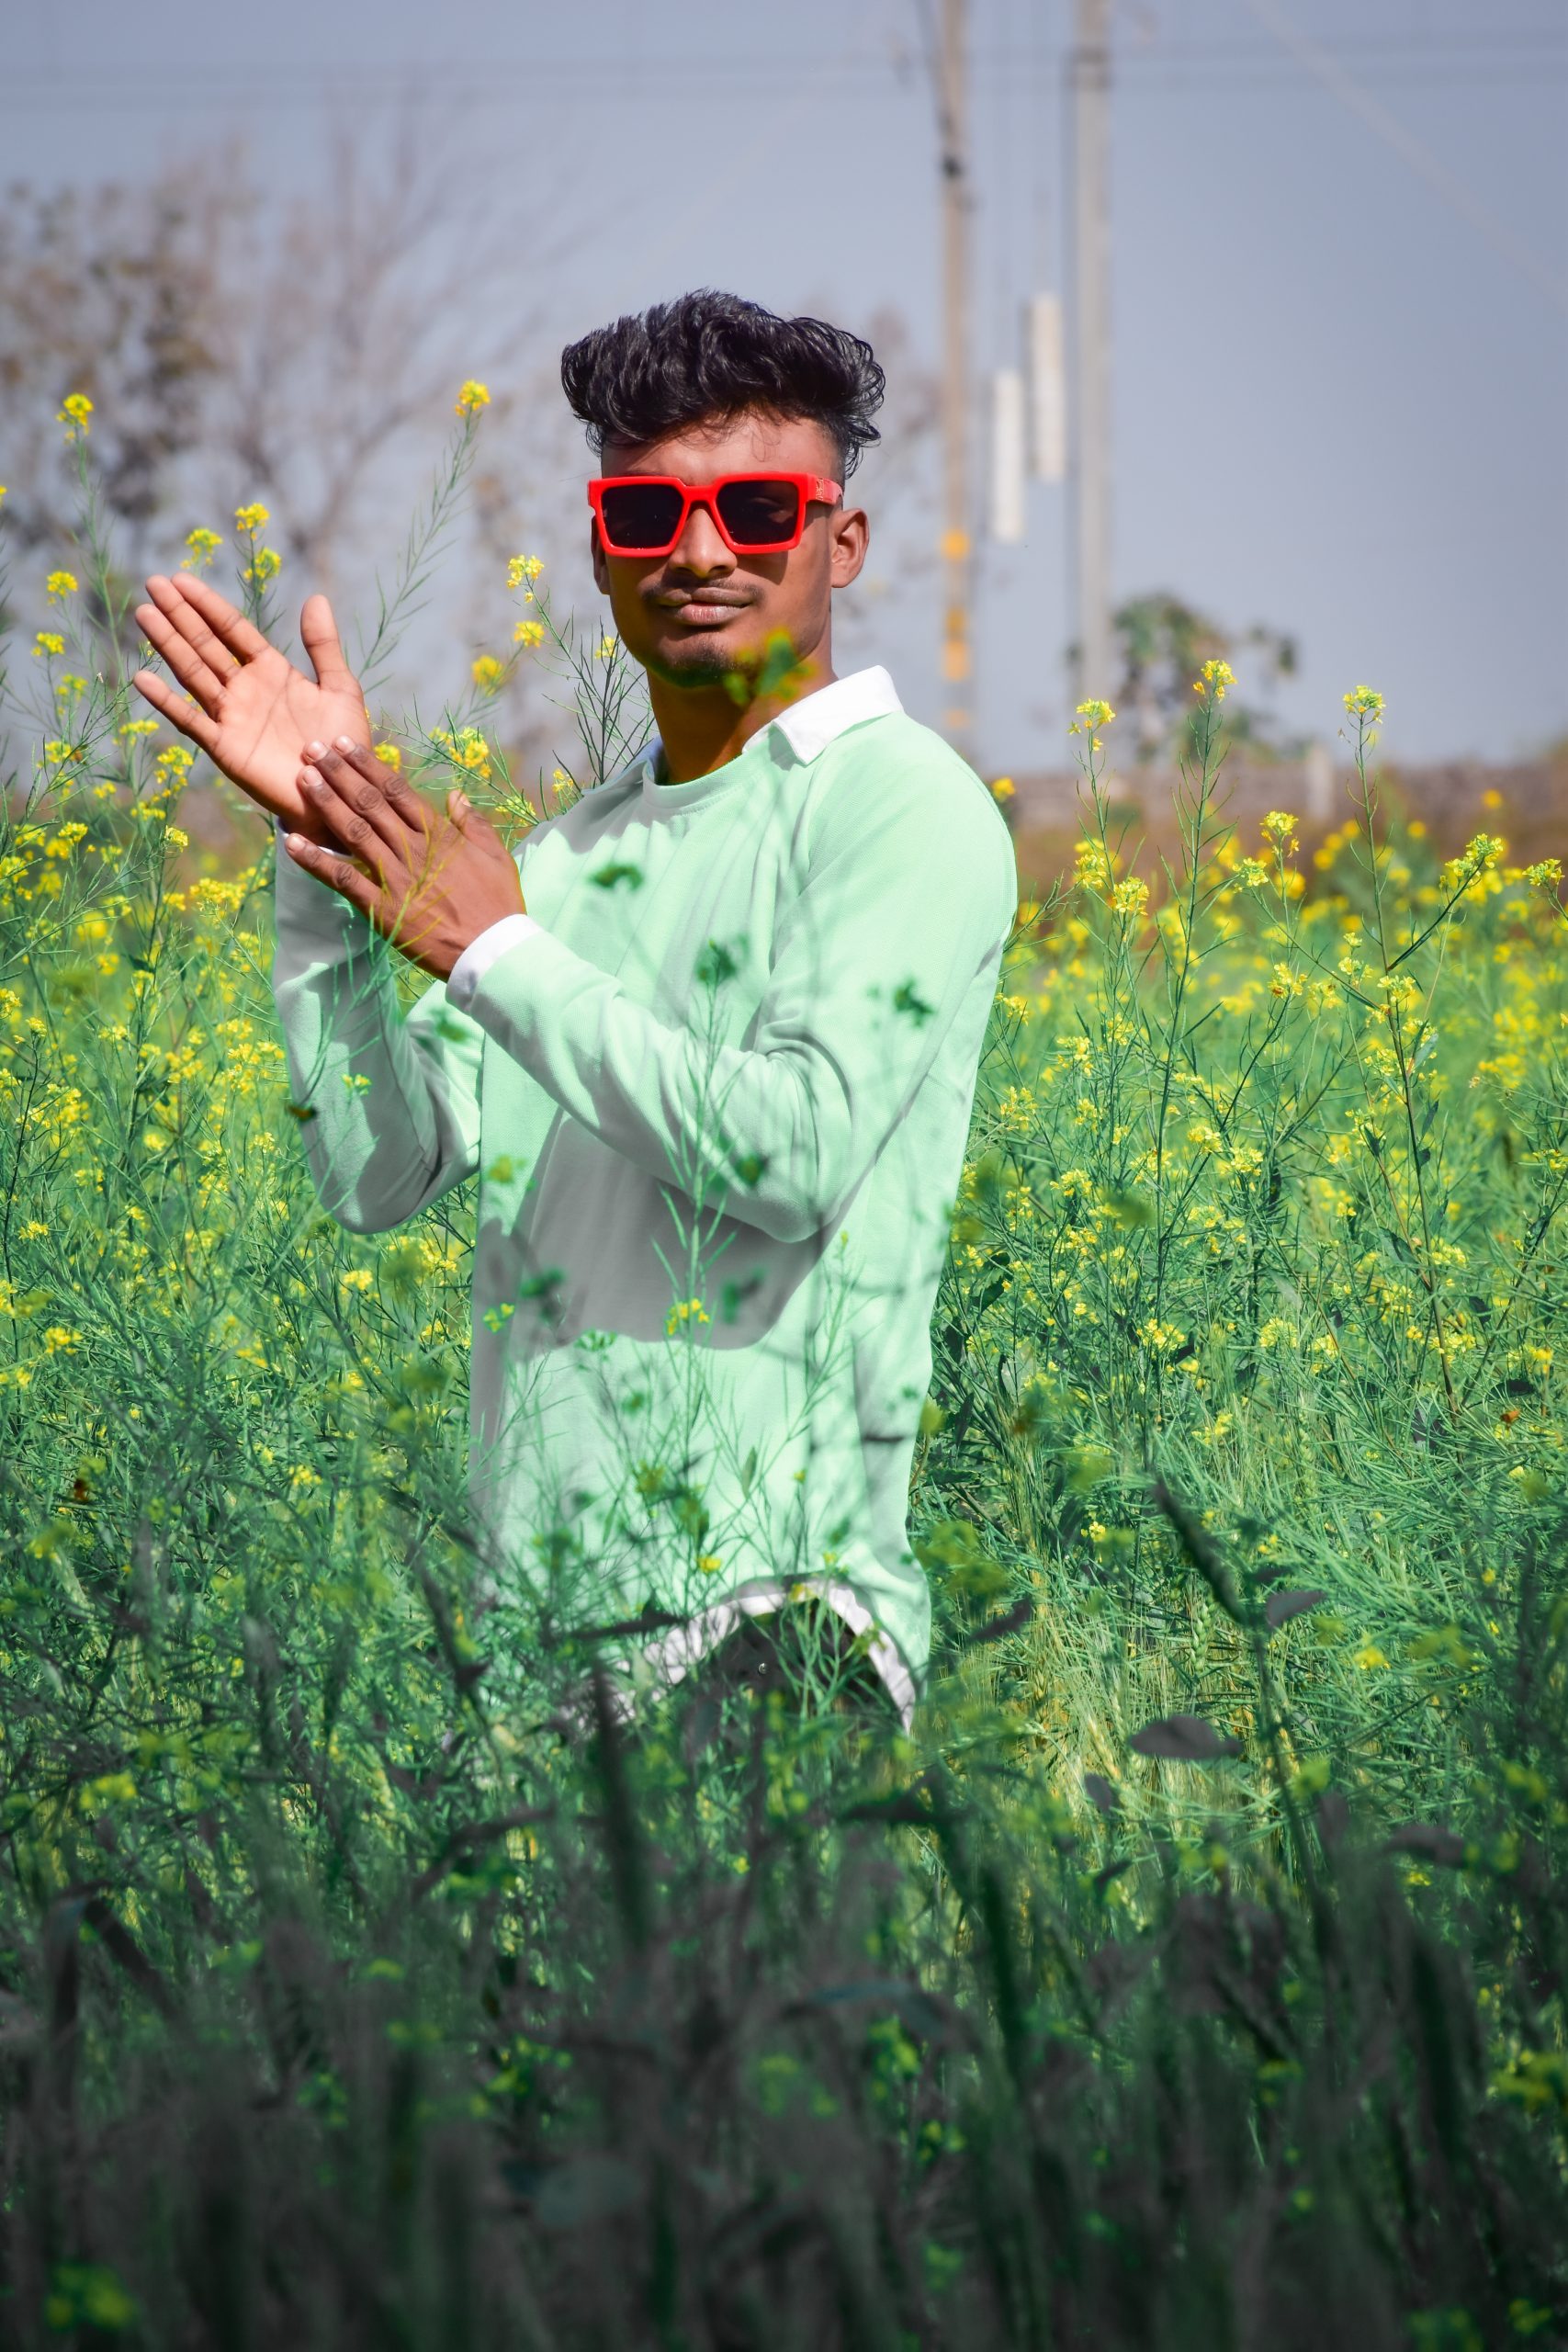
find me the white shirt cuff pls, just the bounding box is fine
[446,912,545,1011]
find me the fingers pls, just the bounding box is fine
[298,751,402,876]
[305,738,425,856]
[134,596,230,712]
[446,786,516,865]
[143,575,248,691]
[299,594,360,693]
[281,831,380,921]
[160,572,271,663]
[318,735,432,836]
[130,670,223,757]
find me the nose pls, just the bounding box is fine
[667,494,735,576]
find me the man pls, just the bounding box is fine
[130,290,1017,1728]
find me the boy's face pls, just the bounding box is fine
[590,408,869,693]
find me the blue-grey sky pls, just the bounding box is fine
[6,0,1565,769]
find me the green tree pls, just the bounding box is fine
[1113,589,1299,761]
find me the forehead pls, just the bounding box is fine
[601,407,839,480]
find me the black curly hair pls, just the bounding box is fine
[560,290,885,481]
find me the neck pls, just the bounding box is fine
[648,641,838,784]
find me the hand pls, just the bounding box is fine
[131,576,371,843]
[282,737,527,981]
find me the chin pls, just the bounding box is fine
[645,633,752,688]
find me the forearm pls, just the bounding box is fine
[272,835,481,1232]
[464,928,956,1246]
[442,763,1016,1245]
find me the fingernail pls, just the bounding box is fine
[335,735,356,752]
[305,741,326,759]
[285,832,308,851]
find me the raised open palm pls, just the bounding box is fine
[132,576,372,843]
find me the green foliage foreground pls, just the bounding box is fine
[1,449,1567,2347]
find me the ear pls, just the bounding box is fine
[829,502,869,591]
[590,521,610,596]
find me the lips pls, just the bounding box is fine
[655,588,752,623]
[667,602,749,627]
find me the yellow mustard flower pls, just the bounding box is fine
[665,1297,711,1338]
[1343,683,1384,722]
[1068,698,1115,736]
[456,380,491,417]
[233,502,270,534]
[513,618,545,648]
[181,526,223,571]
[45,571,79,601]
[57,391,94,437]
[431,726,491,780]
[471,654,505,694]
[1441,833,1505,889]
[33,631,64,658]
[1193,658,1236,699]
[507,553,544,589]
[373,743,402,771]
[1137,1317,1188,1356]
[989,775,1016,802]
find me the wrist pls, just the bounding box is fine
[446,910,545,1011]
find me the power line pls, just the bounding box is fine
[3,38,1565,109]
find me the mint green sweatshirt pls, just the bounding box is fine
[271,667,1016,1713]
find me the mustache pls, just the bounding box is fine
[649,582,756,608]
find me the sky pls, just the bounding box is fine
[5,0,1566,772]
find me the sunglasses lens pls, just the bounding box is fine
[599,481,684,550]
[716,478,802,547]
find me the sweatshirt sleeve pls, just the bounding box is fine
[464,760,1017,1246]
[269,829,484,1234]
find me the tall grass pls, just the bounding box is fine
[0,411,1564,2348]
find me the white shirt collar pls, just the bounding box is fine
[768,664,903,763]
[626,664,903,794]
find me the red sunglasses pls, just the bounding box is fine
[587,470,842,559]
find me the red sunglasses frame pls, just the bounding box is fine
[587,470,843,559]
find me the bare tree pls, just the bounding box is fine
[0,120,569,616]
[0,172,232,565]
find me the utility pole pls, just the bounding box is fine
[1068,0,1113,707]
[936,0,975,759]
